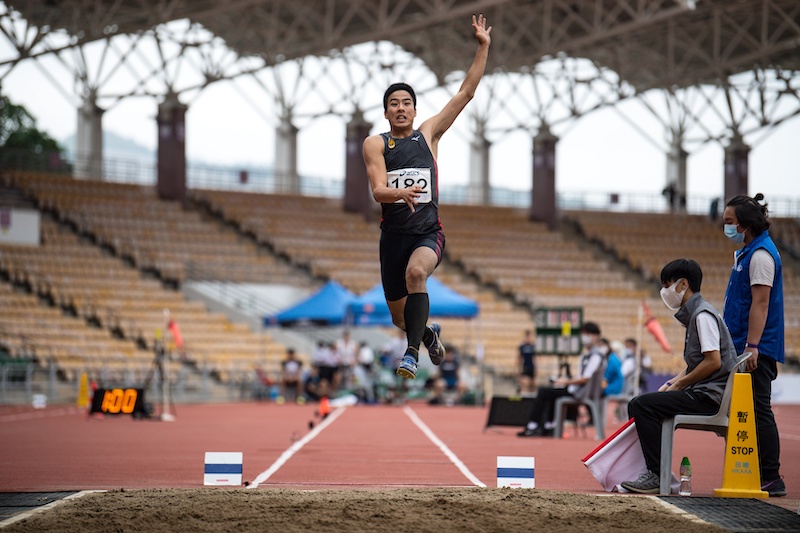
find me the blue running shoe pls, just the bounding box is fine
[396,354,418,379]
[427,322,445,365]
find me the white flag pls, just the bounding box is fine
[582,418,679,493]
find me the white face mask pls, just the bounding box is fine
[580,334,593,346]
[660,279,687,311]
[598,346,609,356]
[724,224,745,243]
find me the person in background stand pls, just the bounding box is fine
[614,338,641,420]
[312,341,338,398]
[353,341,377,403]
[722,193,786,497]
[663,182,676,212]
[303,367,321,403]
[380,329,409,404]
[517,329,537,395]
[517,322,605,437]
[621,338,652,395]
[709,197,720,222]
[602,339,623,397]
[335,330,358,391]
[428,348,467,405]
[280,348,303,402]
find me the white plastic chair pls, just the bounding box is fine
[658,351,752,495]
[602,392,634,423]
[553,363,607,441]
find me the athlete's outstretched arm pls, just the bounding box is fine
[420,14,492,150]
[363,134,423,212]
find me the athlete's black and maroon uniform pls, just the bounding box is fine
[379,130,445,301]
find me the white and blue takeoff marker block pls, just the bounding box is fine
[204,452,243,486]
[497,456,535,488]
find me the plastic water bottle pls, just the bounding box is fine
[679,456,692,496]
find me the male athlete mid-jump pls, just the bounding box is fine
[362,14,492,379]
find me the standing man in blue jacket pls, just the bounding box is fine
[722,193,786,497]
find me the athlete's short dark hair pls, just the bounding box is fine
[383,83,416,110]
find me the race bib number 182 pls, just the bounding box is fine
[387,168,432,204]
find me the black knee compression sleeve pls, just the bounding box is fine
[404,292,430,357]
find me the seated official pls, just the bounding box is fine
[621,259,737,494]
[518,322,606,437]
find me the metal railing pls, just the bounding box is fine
[0,361,57,403]
[4,149,799,217]
[0,358,262,405]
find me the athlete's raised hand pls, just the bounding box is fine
[472,13,492,47]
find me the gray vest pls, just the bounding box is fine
[674,292,737,403]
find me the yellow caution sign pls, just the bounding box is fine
[561,322,572,337]
[714,373,768,498]
[77,371,90,408]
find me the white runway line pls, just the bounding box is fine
[403,405,486,488]
[247,407,346,489]
[0,407,85,423]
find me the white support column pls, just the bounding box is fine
[468,119,491,205]
[275,113,299,194]
[75,92,104,179]
[665,132,687,212]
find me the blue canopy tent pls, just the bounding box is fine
[347,276,479,326]
[265,277,478,327]
[264,280,357,327]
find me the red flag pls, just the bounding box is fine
[642,301,671,353]
[167,319,184,349]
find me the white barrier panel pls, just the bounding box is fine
[497,456,535,488]
[772,374,800,405]
[204,452,243,486]
[0,208,40,246]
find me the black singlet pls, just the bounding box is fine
[379,130,441,234]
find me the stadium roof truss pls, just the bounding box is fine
[1,0,799,148]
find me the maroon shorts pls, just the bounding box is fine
[379,228,445,301]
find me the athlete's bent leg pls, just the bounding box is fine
[404,247,438,355]
[385,283,440,361]
[394,248,437,379]
[387,297,407,331]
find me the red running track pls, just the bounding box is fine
[1,402,798,512]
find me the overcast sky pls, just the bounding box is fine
[3,34,799,215]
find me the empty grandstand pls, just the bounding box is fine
[2,169,798,406]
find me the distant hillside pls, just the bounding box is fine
[57,130,285,186]
[61,131,155,161]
